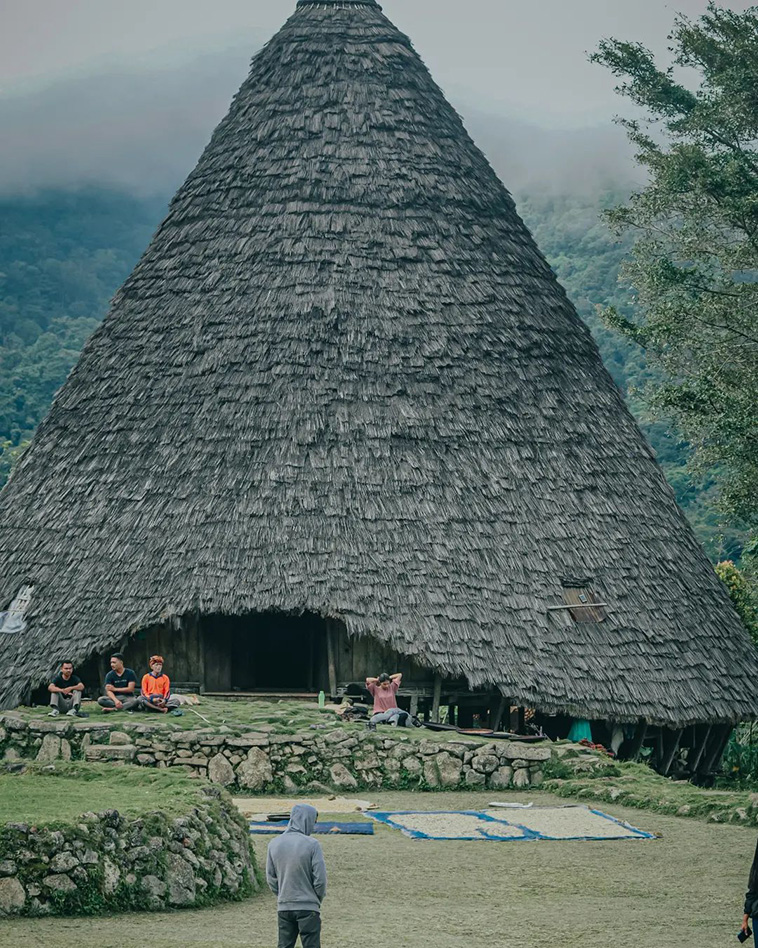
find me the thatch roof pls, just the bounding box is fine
[1,0,757,724]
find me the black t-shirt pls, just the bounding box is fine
[51,673,81,689]
[105,668,137,690]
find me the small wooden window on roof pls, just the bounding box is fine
[548,583,607,623]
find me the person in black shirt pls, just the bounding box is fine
[48,661,87,717]
[742,839,758,938]
[97,653,138,712]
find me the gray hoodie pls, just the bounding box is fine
[266,804,327,913]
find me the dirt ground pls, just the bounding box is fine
[3,789,754,948]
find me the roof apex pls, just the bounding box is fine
[296,0,381,7]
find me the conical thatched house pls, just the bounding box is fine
[1,0,756,773]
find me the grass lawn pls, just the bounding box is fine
[2,787,753,947]
[0,762,206,823]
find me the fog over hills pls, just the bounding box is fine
[0,48,641,200]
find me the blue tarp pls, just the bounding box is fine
[250,821,374,835]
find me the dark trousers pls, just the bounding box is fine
[278,910,321,948]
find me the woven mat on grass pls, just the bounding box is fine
[250,821,373,835]
[234,796,374,819]
[368,806,654,841]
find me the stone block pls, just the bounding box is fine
[50,853,79,873]
[401,756,422,776]
[237,747,273,790]
[464,769,486,787]
[418,740,439,756]
[29,720,71,735]
[0,877,26,915]
[109,731,131,746]
[226,734,269,748]
[36,734,62,762]
[43,874,78,893]
[472,754,498,774]
[499,742,551,762]
[85,745,136,762]
[436,752,463,788]
[488,766,513,789]
[423,758,440,788]
[141,874,166,904]
[324,729,350,744]
[282,776,299,794]
[166,853,196,906]
[208,753,235,786]
[513,767,530,789]
[329,763,358,789]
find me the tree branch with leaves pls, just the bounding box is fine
[591,3,758,535]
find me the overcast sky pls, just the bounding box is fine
[0,0,750,196]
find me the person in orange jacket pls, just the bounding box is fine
[137,656,182,714]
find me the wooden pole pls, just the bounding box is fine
[492,694,508,732]
[628,719,648,761]
[431,673,442,723]
[689,724,712,775]
[326,621,337,700]
[660,727,684,776]
[700,724,732,776]
[307,631,315,692]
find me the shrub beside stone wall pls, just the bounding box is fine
[0,787,257,918]
[0,714,551,793]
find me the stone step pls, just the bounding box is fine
[84,745,136,762]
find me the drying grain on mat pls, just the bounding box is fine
[483,807,646,839]
[384,812,528,839]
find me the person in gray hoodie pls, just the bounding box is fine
[266,803,327,948]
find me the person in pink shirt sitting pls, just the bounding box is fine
[365,672,419,729]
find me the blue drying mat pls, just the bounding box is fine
[250,821,374,835]
[368,807,654,842]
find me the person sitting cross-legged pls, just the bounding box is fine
[365,672,419,729]
[48,661,88,718]
[97,653,139,712]
[136,655,181,714]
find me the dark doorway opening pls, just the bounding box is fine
[203,611,327,693]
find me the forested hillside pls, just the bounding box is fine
[0,187,745,560]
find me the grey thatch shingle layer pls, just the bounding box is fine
[1,0,757,724]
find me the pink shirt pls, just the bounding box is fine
[368,680,400,713]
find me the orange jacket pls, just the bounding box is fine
[141,672,170,701]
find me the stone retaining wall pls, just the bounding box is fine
[0,787,257,918]
[0,714,551,793]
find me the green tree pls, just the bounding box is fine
[715,559,758,644]
[592,3,758,529]
[0,438,29,488]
